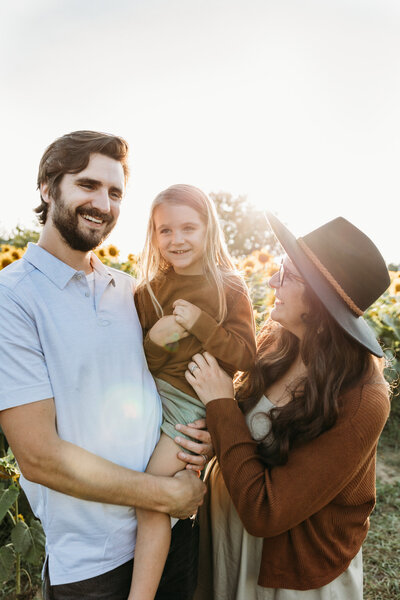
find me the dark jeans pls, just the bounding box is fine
[43,518,199,600]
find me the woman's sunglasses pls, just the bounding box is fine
[278,260,306,287]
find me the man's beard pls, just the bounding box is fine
[51,192,116,252]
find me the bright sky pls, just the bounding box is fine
[1,0,399,263]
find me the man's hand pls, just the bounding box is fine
[173,299,201,330]
[174,419,214,471]
[164,470,206,519]
[148,315,189,347]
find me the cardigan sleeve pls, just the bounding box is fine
[205,381,389,538]
[189,283,256,372]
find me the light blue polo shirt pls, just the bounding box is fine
[0,243,162,585]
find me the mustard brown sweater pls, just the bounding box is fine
[205,365,390,590]
[134,269,256,398]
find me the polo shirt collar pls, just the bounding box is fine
[90,252,116,286]
[23,243,115,289]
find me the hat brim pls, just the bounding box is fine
[266,212,383,358]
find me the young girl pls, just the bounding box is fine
[130,184,256,599]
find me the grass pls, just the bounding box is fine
[363,395,400,600]
[364,480,400,599]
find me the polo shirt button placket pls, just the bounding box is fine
[98,318,110,327]
[74,272,91,299]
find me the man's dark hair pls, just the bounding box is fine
[35,130,129,224]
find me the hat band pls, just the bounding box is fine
[297,238,364,317]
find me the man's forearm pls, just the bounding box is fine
[0,400,205,518]
[19,437,204,518]
[28,437,173,511]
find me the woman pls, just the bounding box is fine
[186,214,391,599]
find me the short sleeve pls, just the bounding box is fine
[0,287,53,410]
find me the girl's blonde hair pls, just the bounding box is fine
[138,184,241,323]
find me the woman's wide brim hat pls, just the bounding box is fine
[266,212,390,357]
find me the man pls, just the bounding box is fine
[0,131,206,599]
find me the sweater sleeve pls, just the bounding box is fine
[134,285,170,372]
[206,382,389,538]
[189,283,256,372]
[133,285,148,331]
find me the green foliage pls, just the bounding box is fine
[94,246,139,278]
[245,268,275,329]
[388,263,400,272]
[11,519,45,564]
[103,257,139,278]
[211,192,280,257]
[364,293,400,400]
[0,546,15,583]
[0,448,45,598]
[360,293,399,599]
[0,484,19,523]
[2,225,40,248]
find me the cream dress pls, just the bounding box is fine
[194,396,363,600]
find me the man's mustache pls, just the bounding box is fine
[76,207,114,224]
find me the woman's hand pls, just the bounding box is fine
[174,419,215,471]
[148,315,189,347]
[185,352,234,405]
[173,299,202,330]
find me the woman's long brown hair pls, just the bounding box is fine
[236,286,376,467]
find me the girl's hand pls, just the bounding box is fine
[148,315,189,347]
[174,419,215,471]
[185,352,234,405]
[173,299,201,330]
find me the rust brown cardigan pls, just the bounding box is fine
[205,365,390,590]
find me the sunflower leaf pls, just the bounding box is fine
[0,545,15,582]
[0,484,19,524]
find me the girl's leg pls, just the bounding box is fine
[128,433,187,600]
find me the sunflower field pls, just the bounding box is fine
[0,242,399,599]
[0,241,399,385]
[1,241,399,341]
[1,240,399,389]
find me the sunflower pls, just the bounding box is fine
[97,248,106,258]
[243,259,255,270]
[1,257,12,269]
[257,251,270,265]
[0,460,20,480]
[267,263,279,276]
[390,278,400,296]
[107,244,119,258]
[388,271,400,296]
[0,465,10,480]
[11,250,21,260]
